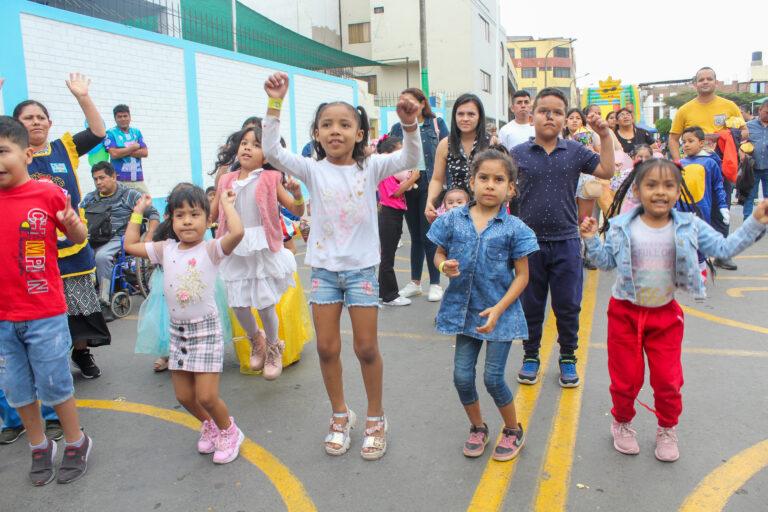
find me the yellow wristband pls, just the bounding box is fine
[293,197,305,206]
[268,98,283,111]
[130,212,144,225]
[438,261,446,274]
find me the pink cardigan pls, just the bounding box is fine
[216,169,283,252]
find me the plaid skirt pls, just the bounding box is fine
[169,314,223,373]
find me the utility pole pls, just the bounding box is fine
[231,0,237,52]
[419,0,429,96]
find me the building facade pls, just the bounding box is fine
[506,36,578,107]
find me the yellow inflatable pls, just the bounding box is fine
[231,271,314,375]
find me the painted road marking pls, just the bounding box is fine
[466,312,560,512]
[77,399,316,512]
[734,254,768,259]
[681,305,768,335]
[726,286,768,298]
[532,271,599,512]
[679,439,768,512]
[716,276,768,281]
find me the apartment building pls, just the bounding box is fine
[506,36,578,107]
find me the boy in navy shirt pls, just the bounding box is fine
[510,88,615,387]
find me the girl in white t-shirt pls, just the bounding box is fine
[261,72,421,460]
[126,185,245,465]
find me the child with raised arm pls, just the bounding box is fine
[0,116,92,485]
[581,158,768,462]
[125,185,245,464]
[261,72,421,460]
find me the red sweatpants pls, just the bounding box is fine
[607,297,685,428]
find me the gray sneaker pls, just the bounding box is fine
[56,434,92,484]
[45,420,64,441]
[0,426,26,444]
[30,439,58,486]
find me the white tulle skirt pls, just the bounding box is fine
[220,226,296,309]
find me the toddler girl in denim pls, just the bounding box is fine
[428,146,538,461]
[262,72,422,460]
[581,158,768,463]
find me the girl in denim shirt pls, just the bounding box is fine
[581,159,768,463]
[428,147,538,461]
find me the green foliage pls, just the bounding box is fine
[655,118,672,136]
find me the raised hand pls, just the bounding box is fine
[588,113,610,139]
[264,72,289,100]
[133,193,153,214]
[579,216,598,238]
[56,195,81,231]
[442,259,460,278]
[221,189,237,207]
[285,177,302,198]
[396,95,419,126]
[752,199,768,224]
[476,306,500,334]
[65,72,92,99]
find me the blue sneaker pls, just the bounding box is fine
[517,358,540,385]
[559,357,579,388]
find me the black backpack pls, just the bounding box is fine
[84,201,112,248]
[735,154,755,205]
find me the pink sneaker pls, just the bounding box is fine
[611,420,639,455]
[462,423,489,458]
[263,340,285,381]
[197,419,218,454]
[655,426,679,462]
[249,330,267,371]
[213,418,245,464]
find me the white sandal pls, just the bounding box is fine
[324,408,356,456]
[361,415,388,461]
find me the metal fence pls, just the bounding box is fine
[32,0,354,78]
[375,91,465,108]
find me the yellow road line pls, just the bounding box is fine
[734,254,768,259]
[726,286,768,297]
[681,305,768,335]
[76,399,316,512]
[679,438,768,512]
[531,271,600,512]
[591,343,768,359]
[716,276,768,281]
[466,312,559,511]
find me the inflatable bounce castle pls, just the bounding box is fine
[581,76,642,124]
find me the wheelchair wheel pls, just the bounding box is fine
[135,258,153,298]
[110,291,133,318]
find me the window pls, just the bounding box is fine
[373,6,384,13]
[481,70,492,93]
[522,67,537,78]
[348,22,371,44]
[480,16,490,43]
[554,47,570,58]
[508,48,515,59]
[521,47,536,58]
[500,44,505,65]
[556,87,571,98]
[553,67,571,78]
[358,75,377,95]
[524,87,538,96]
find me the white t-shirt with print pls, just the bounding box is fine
[499,120,535,152]
[263,116,420,272]
[628,217,676,307]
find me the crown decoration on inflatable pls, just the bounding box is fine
[596,76,623,101]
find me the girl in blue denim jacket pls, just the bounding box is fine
[580,159,768,463]
[428,147,538,462]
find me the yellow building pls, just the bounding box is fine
[506,36,578,107]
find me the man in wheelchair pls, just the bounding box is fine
[81,162,159,302]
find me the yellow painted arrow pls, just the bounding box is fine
[726,286,768,298]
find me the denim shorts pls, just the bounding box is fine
[309,266,380,307]
[0,314,74,408]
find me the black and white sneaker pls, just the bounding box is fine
[71,349,101,379]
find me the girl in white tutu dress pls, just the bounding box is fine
[212,125,304,380]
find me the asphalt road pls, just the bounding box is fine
[2,209,767,512]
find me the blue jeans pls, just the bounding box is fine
[744,169,768,219]
[453,334,514,407]
[0,314,74,408]
[0,388,57,429]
